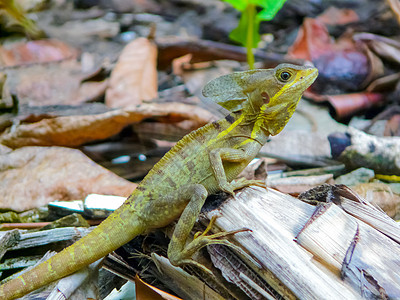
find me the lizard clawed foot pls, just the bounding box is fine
[190,215,252,258]
[231,177,267,190]
[169,215,262,275]
[194,215,251,241]
[170,215,251,270]
[193,216,261,269]
[221,178,267,199]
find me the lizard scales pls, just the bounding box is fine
[0,63,317,299]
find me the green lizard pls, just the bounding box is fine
[0,63,317,299]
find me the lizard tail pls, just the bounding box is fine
[0,204,146,300]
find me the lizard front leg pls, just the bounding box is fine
[167,146,265,273]
[167,184,248,273]
[209,147,266,196]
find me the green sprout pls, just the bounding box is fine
[223,0,287,69]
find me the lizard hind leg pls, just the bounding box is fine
[167,184,251,274]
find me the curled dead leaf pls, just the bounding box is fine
[105,37,158,108]
[304,92,385,119]
[288,18,377,94]
[0,103,214,148]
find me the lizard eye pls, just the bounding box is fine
[279,71,291,81]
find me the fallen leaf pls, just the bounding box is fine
[171,53,193,76]
[0,102,214,148]
[317,7,359,25]
[366,73,400,93]
[288,18,375,94]
[76,79,109,103]
[0,146,136,211]
[135,275,182,300]
[0,39,78,67]
[304,91,385,119]
[352,182,400,219]
[388,0,400,26]
[287,18,332,62]
[364,37,400,65]
[385,114,400,136]
[3,60,105,107]
[105,37,158,108]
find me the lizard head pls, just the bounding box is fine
[254,64,318,135]
[202,64,318,135]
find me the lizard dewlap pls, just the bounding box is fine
[0,64,317,299]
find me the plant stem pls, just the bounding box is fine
[246,4,255,70]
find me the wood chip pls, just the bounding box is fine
[205,187,400,299]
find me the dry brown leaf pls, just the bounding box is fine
[388,0,400,26]
[76,79,109,103]
[3,60,106,107]
[0,109,132,148]
[135,275,182,300]
[304,92,385,119]
[0,39,78,67]
[366,38,400,64]
[352,182,400,219]
[317,7,359,25]
[287,18,376,94]
[0,103,214,148]
[385,114,400,136]
[105,37,158,108]
[171,53,192,76]
[0,146,136,211]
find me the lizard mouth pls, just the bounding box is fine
[291,67,318,91]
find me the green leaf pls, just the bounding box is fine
[222,0,287,17]
[222,0,287,69]
[229,5,260,48]
[256,0,287,21]
[221,0,247,12]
